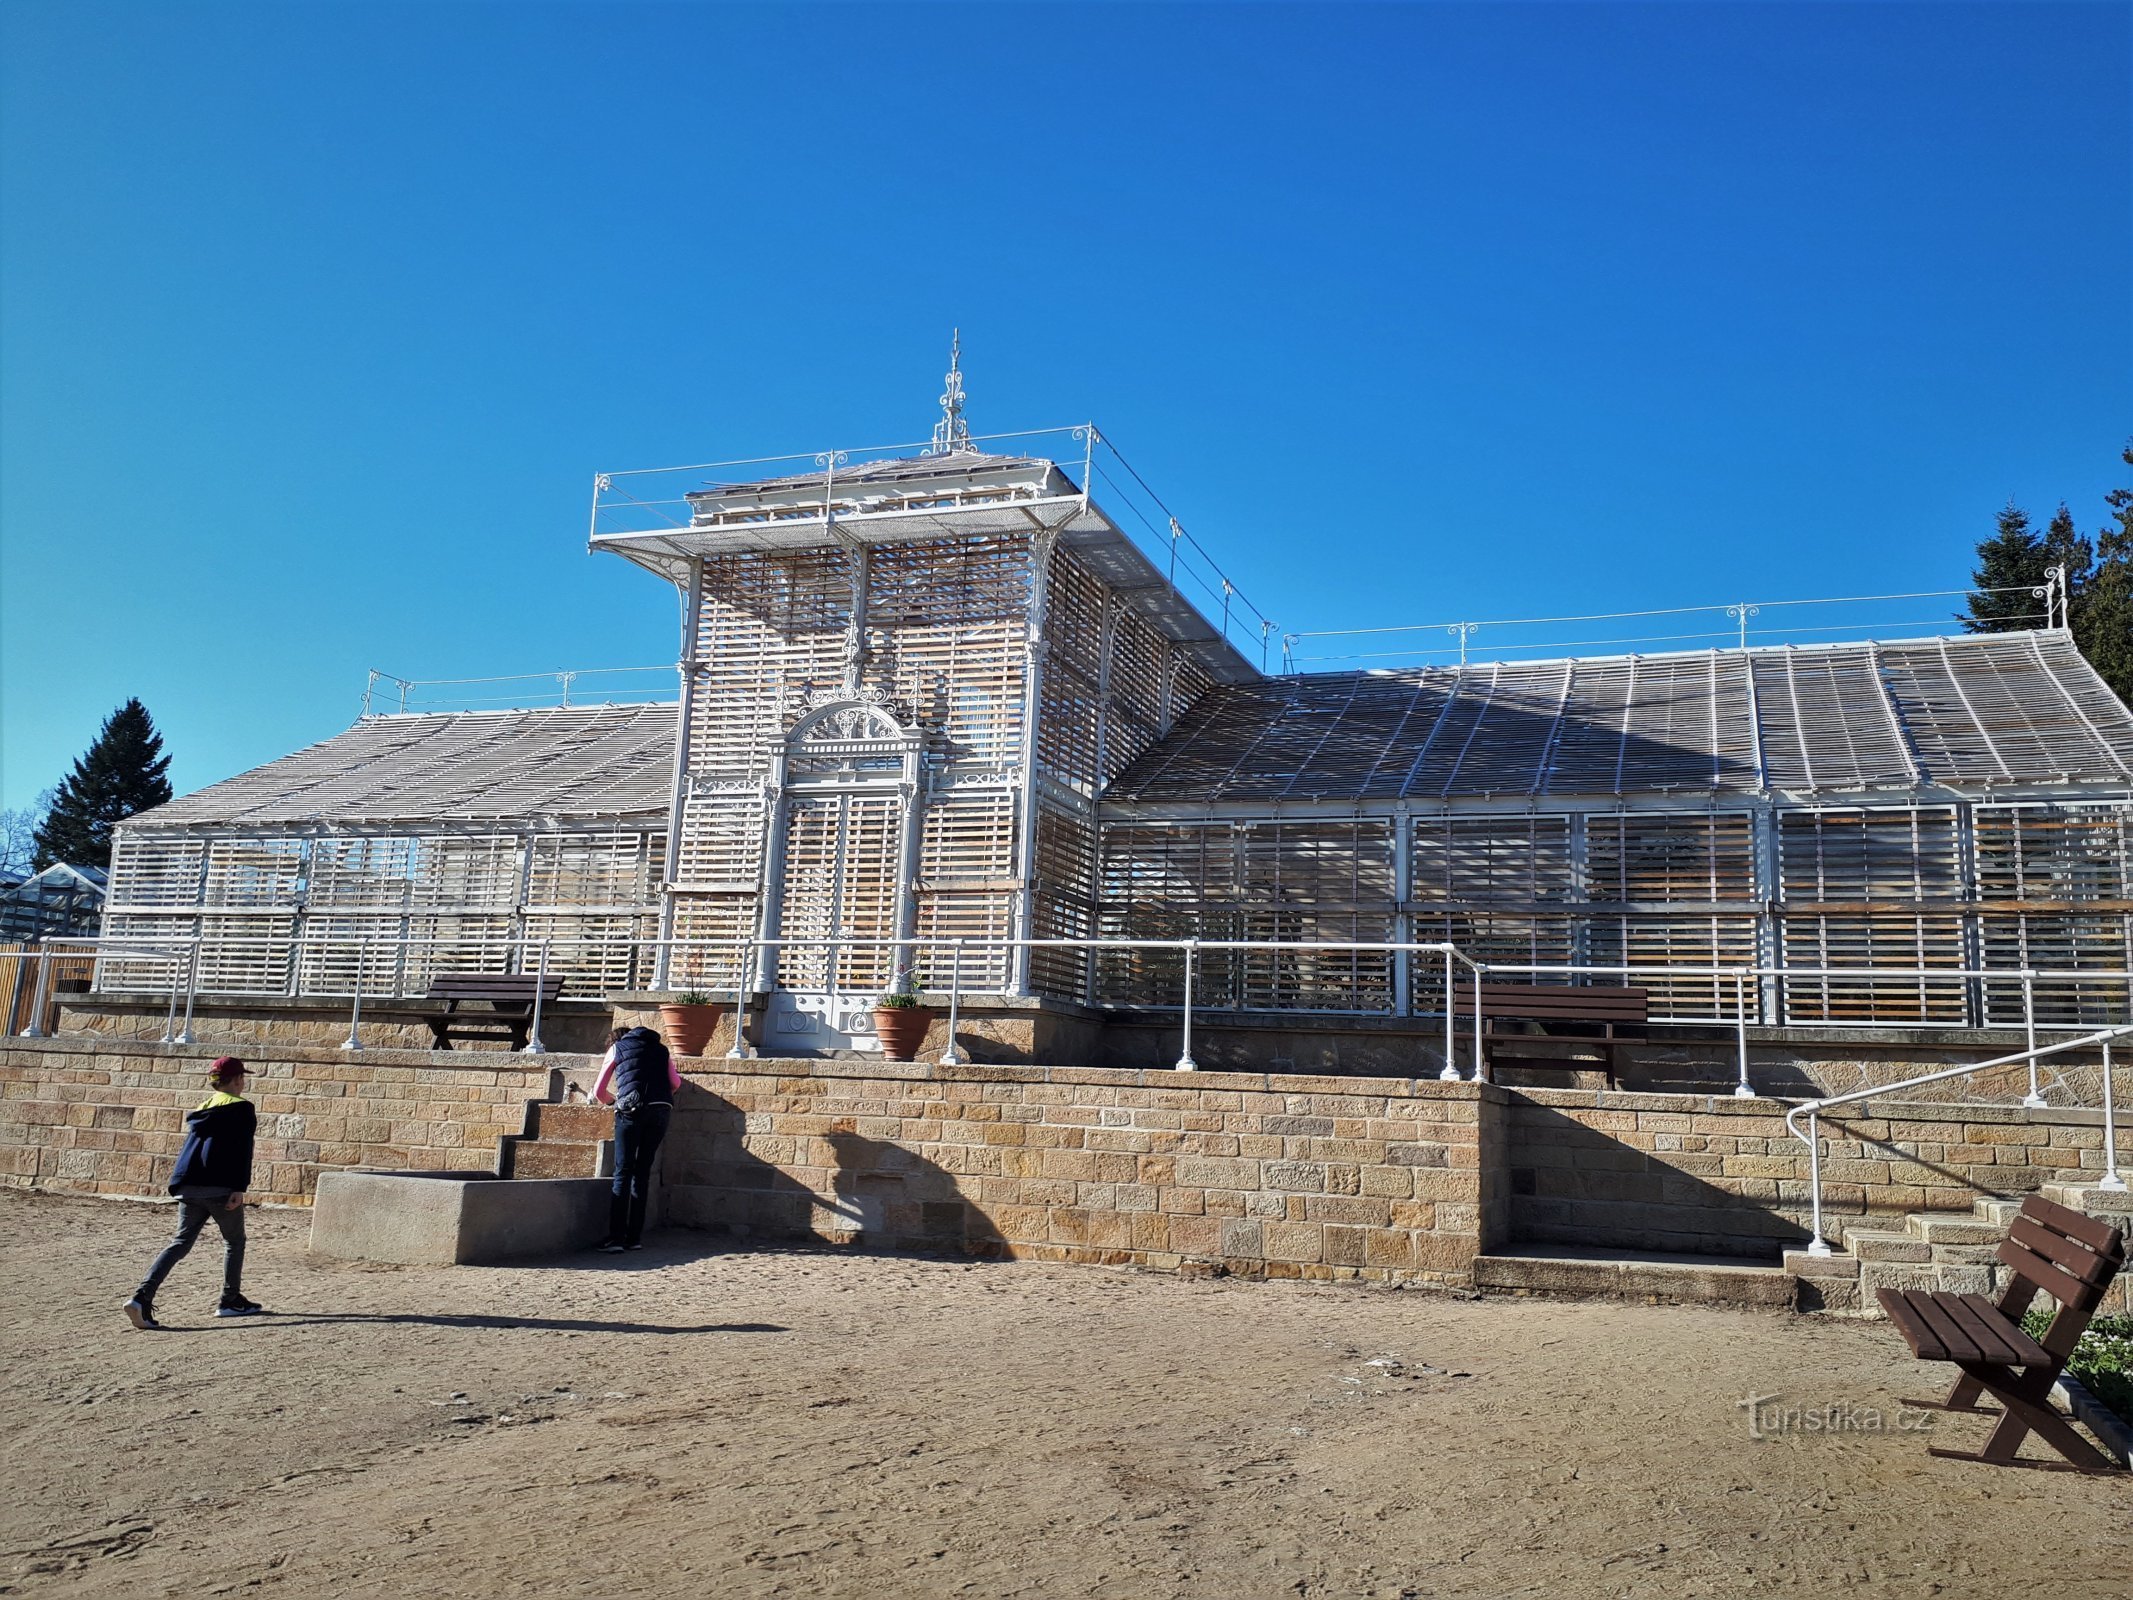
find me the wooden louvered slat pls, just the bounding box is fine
[1777,807,1968,1023]
[1029,802,1097,1002]
[1973,802,2133,1025]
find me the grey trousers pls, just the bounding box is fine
[136,1197,246,1303]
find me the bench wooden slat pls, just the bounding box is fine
[1952,1295,2056,1368]
[420,971,565,1052]
[428,975,565,999]
[1939,1294,2035,1366]
[2020,1193,2125,1258]
[2008,1214,2118,1287]
[1879,1193,2125,1472]
[1906,1289,1984,1362]
[1995,1238,2101,1310]
[1879,1288,1964,1361]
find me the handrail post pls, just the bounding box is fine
[175,939,200,1046]
[726,934,751,1060]
[1470,960,1484,1082]
[342,943,366,1052]
[2021,971,2045,1107]
[1805,1108,1831,1256]
[1175,939,1198,1071]
[1731,970,1753,1098]
[1438,949,1460,1081]
[522,938,550,1054]
[2101,1037,2126,1193]
[938,939,965,1067]
[160,940,185,1044]
[18,940,49,1038]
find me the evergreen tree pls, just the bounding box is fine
[1961,502,2049,631]
[2081,441,2133,703]
[32,700,174,870]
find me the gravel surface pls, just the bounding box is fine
[2,1189,2127,1598]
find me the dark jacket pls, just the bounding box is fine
[168,1093,256,1193]
[611,1027,674,1111]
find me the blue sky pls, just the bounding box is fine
[2,1,2128,811]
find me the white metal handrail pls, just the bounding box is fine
[21,929,1493,1081]
[1784,1023,2133,1257]
[30,928,2133,1093]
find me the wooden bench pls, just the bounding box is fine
[1877,1193,2126,1473]
[1452,982,1649,1087]
[423,973,566,1052]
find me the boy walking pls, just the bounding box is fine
[125,1056,265,1328]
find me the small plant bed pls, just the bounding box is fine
[2025,1308,2133,1424]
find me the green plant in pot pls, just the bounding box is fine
[871,984,933,1062]
[659,988,727,1059]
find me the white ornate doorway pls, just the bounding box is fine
[761,697,924,1053]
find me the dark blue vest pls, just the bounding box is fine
[611,1027,673,1110]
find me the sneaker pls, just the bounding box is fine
[124,1297,160,1331]
[626,1243,645,1252]
[215,1296,265,1318]
[598,1242,626,1255]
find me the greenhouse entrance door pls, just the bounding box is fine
[764,787,904,1053]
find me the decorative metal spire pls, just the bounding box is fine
[927,329,974,455]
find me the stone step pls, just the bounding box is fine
[509,1138,606,1180]
[1783,1247,1860,1312]
[2040,1176,2133,1217]
[1839,1227,1931,1264]
[530,1101,613,1141]
[1474,1246,1793,1309]
[1971,1196,2024,1227]
[1906,1213,2004,1246]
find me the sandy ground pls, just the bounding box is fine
[1,1190,2127,1599]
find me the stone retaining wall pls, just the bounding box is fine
[0,1035,2115,1290]
[660,1062,1508,1284]
[0,1038,555,1204]
[1508,1088,2112,1257]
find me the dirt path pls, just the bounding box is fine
[1,1190,2126,1598]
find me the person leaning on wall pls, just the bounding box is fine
[126,1056,267,1329]
[589,1024,680,1253]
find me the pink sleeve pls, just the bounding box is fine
[668,1056,684,1092]
[590,1047,617,1105]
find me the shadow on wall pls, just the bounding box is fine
[1509,1103,1813,1260]
[659,1080,1004,1258]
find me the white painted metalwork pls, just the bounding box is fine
[2101,1039,2126,1193]
[1785,1021,2133,1255]
[1284,585,2058,669]
[925,330,974,456]
[522,939,551,1054]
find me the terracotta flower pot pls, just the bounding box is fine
[659,1002,726,1058]
[872,1006,933,1062]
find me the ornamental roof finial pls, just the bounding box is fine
[926,329,974,455]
